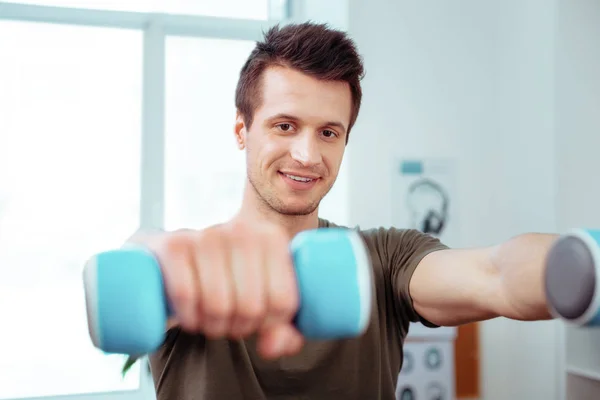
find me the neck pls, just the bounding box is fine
[232,182,320,240]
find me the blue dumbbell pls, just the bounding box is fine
[545,229,600,326]
[83,228,373,356]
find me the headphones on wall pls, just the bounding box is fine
[406,178,449,236]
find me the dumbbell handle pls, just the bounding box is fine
[83,228,373,356]
[545,229,600,326]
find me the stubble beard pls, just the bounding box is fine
[248,171,327,216]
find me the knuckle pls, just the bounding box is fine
[231,225,261,249]
[271,290,298,317]
[229,318,256,338]
[194,228,219,250]
[238,298,266,321]
[170,282,193,304]
[227,220,251,236]
[202,294,232,320]
[161,232,192,255]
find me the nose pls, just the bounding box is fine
[290,132,322,167]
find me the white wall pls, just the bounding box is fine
[342,0,562,399]
[299,0,600,397]
[556,0,600,397]
[556,0,600,231]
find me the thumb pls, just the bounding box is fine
[256,323,304,359]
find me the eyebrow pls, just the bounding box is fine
[267,113,347,133]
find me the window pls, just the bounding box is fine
[0,20,143,399]
[164,36,255,230]
[0,2,351,399]
[10,0,270,20]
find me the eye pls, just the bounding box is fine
[322,129,338,139]
[277,123,293,132]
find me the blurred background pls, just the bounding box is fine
[0,0,599,399]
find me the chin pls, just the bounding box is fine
[276,203,318,216]
[250,175,324,216]
[271,197,319,216]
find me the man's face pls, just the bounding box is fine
[236,66,352,216]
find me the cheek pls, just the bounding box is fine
[323,145,345,177]
[248,134,288,171]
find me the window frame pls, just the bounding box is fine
[0,2,296,400]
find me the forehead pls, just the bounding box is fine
[256,66,352,127]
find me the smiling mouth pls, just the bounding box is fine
[278,171,319,183]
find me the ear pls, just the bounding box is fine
[234,111,247,150]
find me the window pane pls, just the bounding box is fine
[12,0,270,20]
[165,37,255,230]
[163,0,269,20]
[9,0,151,13]
[164,36,350,231]
[0,21,142,399]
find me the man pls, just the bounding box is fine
[132,22,556,399]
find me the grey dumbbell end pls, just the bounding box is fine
[545,229,600,326]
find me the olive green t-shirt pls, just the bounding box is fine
[148,219,448,400]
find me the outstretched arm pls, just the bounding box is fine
[409,233,559,326]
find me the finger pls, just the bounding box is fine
[228,237,266,339]
[262,232,299,327]
[195,232,234,338]
[283,327,305,356]
[158,232,198,331]
[256,323,300,359]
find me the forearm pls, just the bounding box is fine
[490,232,559,320]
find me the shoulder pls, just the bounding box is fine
[319,218,446,256]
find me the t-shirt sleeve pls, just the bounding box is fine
[383,227,449,328]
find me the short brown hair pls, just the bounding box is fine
[235,22,365,142]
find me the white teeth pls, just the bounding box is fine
[285,174,313,182]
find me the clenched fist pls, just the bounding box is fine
[127,220,303,359]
